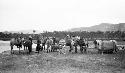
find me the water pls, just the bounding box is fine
[0,40,37,53]
[0,40,10,53]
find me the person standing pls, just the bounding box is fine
[73,36,79,53]
[42,37,46,50]
[78,37,86,53]
[65,35,72,52]
[28,36,32,54]
[36,37,41,53]
[52,37,56,45]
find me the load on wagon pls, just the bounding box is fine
[95,40,118,53]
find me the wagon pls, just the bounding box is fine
[97,40,118,54]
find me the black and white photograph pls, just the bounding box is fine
[0,0,125,73]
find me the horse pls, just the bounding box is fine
[21,38,28,50]
[10,38,23,54]
[46,37,53,53]
[50,37,61,52]
[76,38,88,53]
[22,39,29,50]
[22,39,32,54]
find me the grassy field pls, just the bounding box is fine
[0,40,125,73]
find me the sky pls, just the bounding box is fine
[0,0,125,32]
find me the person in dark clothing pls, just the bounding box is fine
[52,37,56,45]
[78,37,86,53]
[36,37,42,53]
[28,36,32,54]
[65,35,72,52]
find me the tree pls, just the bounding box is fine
[33,30,36,34]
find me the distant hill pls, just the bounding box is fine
[69,23,125,32]
[2,23,125,34]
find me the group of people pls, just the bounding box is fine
[65,35,88,53]
[35,35,89,54]
[10,35,89,54]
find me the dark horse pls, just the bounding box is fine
[10,38,23,54]
[78,38,87,53]
[22,38,32,54]
[10,37,32,54]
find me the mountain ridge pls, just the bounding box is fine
[68,23,125,32]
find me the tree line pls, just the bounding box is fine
[0,31,125,41]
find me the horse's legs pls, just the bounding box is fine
[24,46,26,50]
[47,45,49,53]
[95,44,97,48]
[51,46,54,52]
[75,46,77,53]
[25,46,27,50]
[50,46,52,52]
[83,46,87,53]
[28,46,31,54]
[44,45,46,50]
[80,46,83,53]
[11,46,13,54]
[42,45,44,50]
[43,45,44,50]
[36,46,39,53]
[19,47,20,54]
[36,45,41,53]
[42,44,45,50]
[21,45,22,48]
[51,45,53,52]
[69,44,72,52]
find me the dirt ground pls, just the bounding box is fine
[0,49,125,73]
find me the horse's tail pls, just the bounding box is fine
[10,41,13,46]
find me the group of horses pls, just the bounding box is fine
[10,36,89,54]
[10,37,32,54]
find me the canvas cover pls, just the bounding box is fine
[59,39,66,45]
[102,41,115,50]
